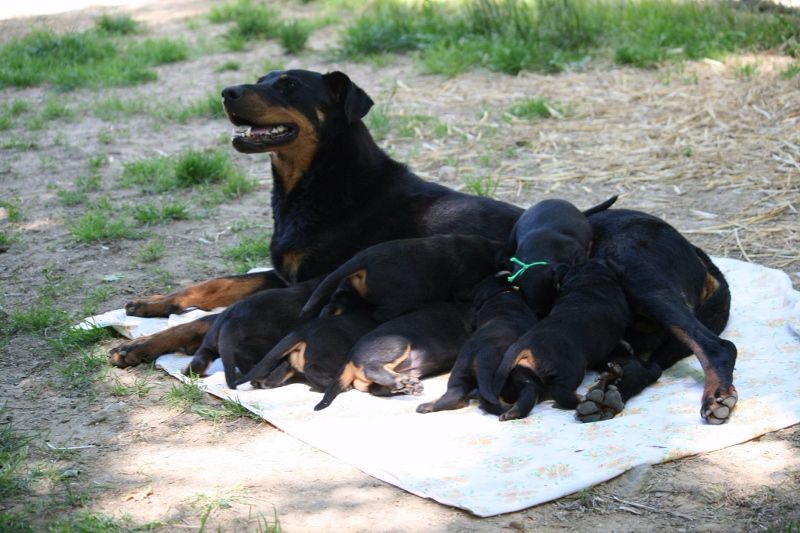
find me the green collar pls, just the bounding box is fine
[506,257,549,283]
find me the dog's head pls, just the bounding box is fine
[221,69,373,155]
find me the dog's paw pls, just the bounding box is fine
[182,356,211,378]
[395,376,424,395]
[701,385,738,425]
[416,401,435,414]
[124,295,174,317]
[108,342,152,368]
[576,384,625,423]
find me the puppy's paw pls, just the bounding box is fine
[395,376,424,396]
[124,295,175,317]
[701,385,738,425]
[576,382,625,423]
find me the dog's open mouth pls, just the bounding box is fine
[228,115,299,152]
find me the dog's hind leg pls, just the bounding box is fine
[108,314,218,368]
[498,379,540,421]
[252,360,295,389]
[417,349,477,413]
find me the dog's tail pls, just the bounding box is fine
[233,331,304,388]
[314,360,354,410]
[582,195,618,217]
[490,342,522,405]
[221,348,239,389]
[299,256,367,320]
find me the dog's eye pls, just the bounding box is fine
[281,78,298,91]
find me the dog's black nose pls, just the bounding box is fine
[222,85,244,100]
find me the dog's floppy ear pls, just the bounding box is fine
[323,71,374,124]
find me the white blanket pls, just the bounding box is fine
[81,258,800,517]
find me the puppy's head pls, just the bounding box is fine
[222,69,373,155]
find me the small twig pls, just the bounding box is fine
[46,442,97,451]
[734,228,753,263]
[609,495,695,520]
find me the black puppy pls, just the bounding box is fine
[577,208,736,424]
[505,196,617,316]
[315,302,473,410]
[416,273,537,414]
[300,235,503,322]
[491,258,631,421]
[185,279,317,388]
[233,308,377,392]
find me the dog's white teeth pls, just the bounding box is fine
[269,126,286,135]
[233,126,252,138]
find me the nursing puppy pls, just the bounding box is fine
[315,302,472,410]
[505,196,617,317]
[416,273,537,414]
[492,258,631,421]
[185,279,317,388]
[300,234,503,322]
[234,302,378,391]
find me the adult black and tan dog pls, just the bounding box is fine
[108,69,522,367]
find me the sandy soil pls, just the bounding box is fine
[1,1,799,531]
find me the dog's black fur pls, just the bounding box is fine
[576,209,737,424]
[491,258,631,421]
[110,69,521,367]
[184,279,318,387]
[300,234,505,322]
[315,302,473,410]
[504,196,617,316]
[416,273,537,415]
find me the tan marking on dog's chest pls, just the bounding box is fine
[287,341,307,372]
[348,269,368,297]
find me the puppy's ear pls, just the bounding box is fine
[323,71,374,124]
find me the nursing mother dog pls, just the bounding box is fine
[108,69,737,424]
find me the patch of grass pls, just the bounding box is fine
[0,27,189,90]
[215,60,241,72]
[138,238,165,263]
[735,63,759,79]
[95,14,139,35]
[75,173,103,193]
[8,304,69,335]
[49,326,111,356]
[174,149,238,187]
[48,511,159,532]
[221,172,257,198]
[70,211,142,242]
[0,231,13,248]
[366,103,391,141]
[463,175,499,198]
[0,99,29,130]
[41,97,75,122]
[224,232,271,272]
[278,20,312,54]
[781,62,800,79]
[262,59,287,73]
[94,96,148,121]
[164,375,205,411]
[57,190,87,206]
[341,0,800,75]
[507,97,561,120]
[133,201,190,225]
[120,156,177,192]
[193,398,259,423]
[0,198,22,222]
[88,154,107,171]
[0,411,32,498]
[58,347,108,392]
[110,376,152,398]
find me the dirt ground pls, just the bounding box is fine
[1,1,799,531]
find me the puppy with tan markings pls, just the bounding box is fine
[505,196,617,317]
[184,279,318,388]
[300,234,503,322]
[234,299,377,391]
[314,302,473,411]
[491,258,631,421]
[416,273,537,415]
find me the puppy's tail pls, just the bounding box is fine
[314,361,353,411]
[221,348,239,389]
[582,195,618,217]
[299,256,366,320]
[233,331,303,388]
[490,343,522,405]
